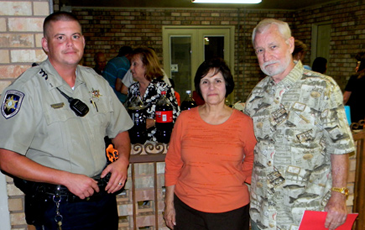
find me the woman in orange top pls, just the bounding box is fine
[164,58,256,230]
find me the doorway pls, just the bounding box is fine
[162,26,235,104]
[311,22,331,66]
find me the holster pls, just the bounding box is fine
[14,177,50,225]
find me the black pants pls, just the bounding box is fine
[174,195,250,230]
[34,193,118,230]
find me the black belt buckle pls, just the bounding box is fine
[96,174,109,188]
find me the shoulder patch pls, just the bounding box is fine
[1,90,25,119]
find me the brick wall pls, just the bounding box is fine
[2,1,363,101]
[0,1,49,229]
[293,0,365,92]
[73,7,295,102]
[0,0,49,95]
[72,0,365,102]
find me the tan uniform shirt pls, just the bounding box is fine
[0,59,133,177]
[244,62,355,230]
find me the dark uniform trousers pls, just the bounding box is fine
[35,192,118,230]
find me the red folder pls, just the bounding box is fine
[299,211,358,230]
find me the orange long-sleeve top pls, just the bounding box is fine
[165,107,256,213]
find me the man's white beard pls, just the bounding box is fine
[261,53,292,77]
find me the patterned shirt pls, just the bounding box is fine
[244,61,355,230]
[126,79,180,141]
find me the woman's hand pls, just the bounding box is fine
[164,202,176,229]
[164,185,176,229]
[146,118,155,129]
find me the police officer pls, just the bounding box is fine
[0,12,133,230]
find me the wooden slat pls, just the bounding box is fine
[352,130,365,230]
[129,144,167,229]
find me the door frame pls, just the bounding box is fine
[311,21,331,65]
[162,25,235,103]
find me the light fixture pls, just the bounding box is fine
[192,0,261,4]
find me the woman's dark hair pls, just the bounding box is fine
[312,57,327,74]
[131,47,163,82]
[194,57,235,99]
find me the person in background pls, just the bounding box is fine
[292,39,311,70]
[0,11,133,230]
[121,62,172,95]
[245,18,355,230]
[312,57,327,74]
[169,78,180,106]
[93,52,107,75]
[126,47,180,141]
[103,46,133,103]
[192,89,205,105]
[164,57,256,230]
[343,51,365,124]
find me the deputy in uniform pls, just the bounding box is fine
[0,12,133,230]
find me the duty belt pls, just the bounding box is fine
[34,177,109,203]
[13,176,112,228]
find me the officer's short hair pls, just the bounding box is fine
[43,11,81,38]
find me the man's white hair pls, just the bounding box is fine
[252,18,292,46]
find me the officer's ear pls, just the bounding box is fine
[42,37,49,54]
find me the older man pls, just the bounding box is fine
[0,11,133,230]
[244,18,355,230]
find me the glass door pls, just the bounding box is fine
[170,36,192,98]
[204,36,224,60]
[163,26,235,104]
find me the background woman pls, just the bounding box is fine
[164,58,256,230]
[126,47,180,141]
[343,51,365,125]
[312,57,327,74]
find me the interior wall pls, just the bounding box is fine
[72,0,363,102]
[72,7,295,102]
[293,0,365,91]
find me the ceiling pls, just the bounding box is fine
[60,0,337,10]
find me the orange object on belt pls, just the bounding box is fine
[106,144,118,163]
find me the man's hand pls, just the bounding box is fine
[324,153,349,230]
[102,131,131,194]
[62,173,100,199]
[0,148,102,200]
[324,192,347,230]
[101,156,129,194]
